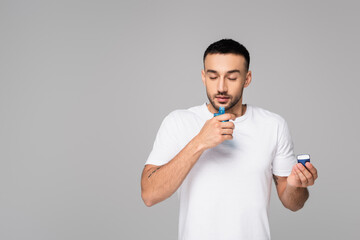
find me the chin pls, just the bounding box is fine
[213,101,231,110]
[216,100,231,106]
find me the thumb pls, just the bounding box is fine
[215,113,236,121]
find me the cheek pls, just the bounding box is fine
[228,82,243,94]
[205,81,217,92]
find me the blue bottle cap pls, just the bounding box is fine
[219,106,225,115]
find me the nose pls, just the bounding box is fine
[217,77,227,93]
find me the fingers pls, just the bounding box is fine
[216,113,236,121]
[219,121,234,135]
[305,162,318,180]
[295,163,316,186]
[294,165,309,186]
[222,134,233,141]
[220,121,235,129]
[220,128,233,135]
[212,118,235,130]
[291,166,301,183]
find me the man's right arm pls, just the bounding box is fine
[141,113,236,207]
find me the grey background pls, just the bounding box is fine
[1,0,359,239]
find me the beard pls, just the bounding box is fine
[207,88,243,112]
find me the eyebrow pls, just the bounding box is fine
[206,69,241,74]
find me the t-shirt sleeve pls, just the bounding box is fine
[272,118,297,176]
[145,111,182,166]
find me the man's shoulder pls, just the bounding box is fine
[158,104,205,138]
[165,103,207,121]
[250,105,287,125]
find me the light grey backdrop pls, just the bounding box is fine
[1,0,359,239]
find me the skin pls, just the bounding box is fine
[141,53,318,211]
[200,53,251,117]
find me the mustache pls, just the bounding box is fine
[215,95,231,98]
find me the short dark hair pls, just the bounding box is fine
[203,39,250,71]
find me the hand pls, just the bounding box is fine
[195,113,236,150]
[287,162,318,188]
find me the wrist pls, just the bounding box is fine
[286,180,307,190]
[191,135,207,153]
[286,182,299,190]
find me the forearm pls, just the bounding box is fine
[281,184,309,211]
[141,136,205,207]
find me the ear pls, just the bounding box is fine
[244,70,252,88]
[201,69,206,86]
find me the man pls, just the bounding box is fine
[141,39,318,240]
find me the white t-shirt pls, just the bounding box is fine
[145,102,296,240]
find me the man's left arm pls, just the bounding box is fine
[273,162,318,211]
